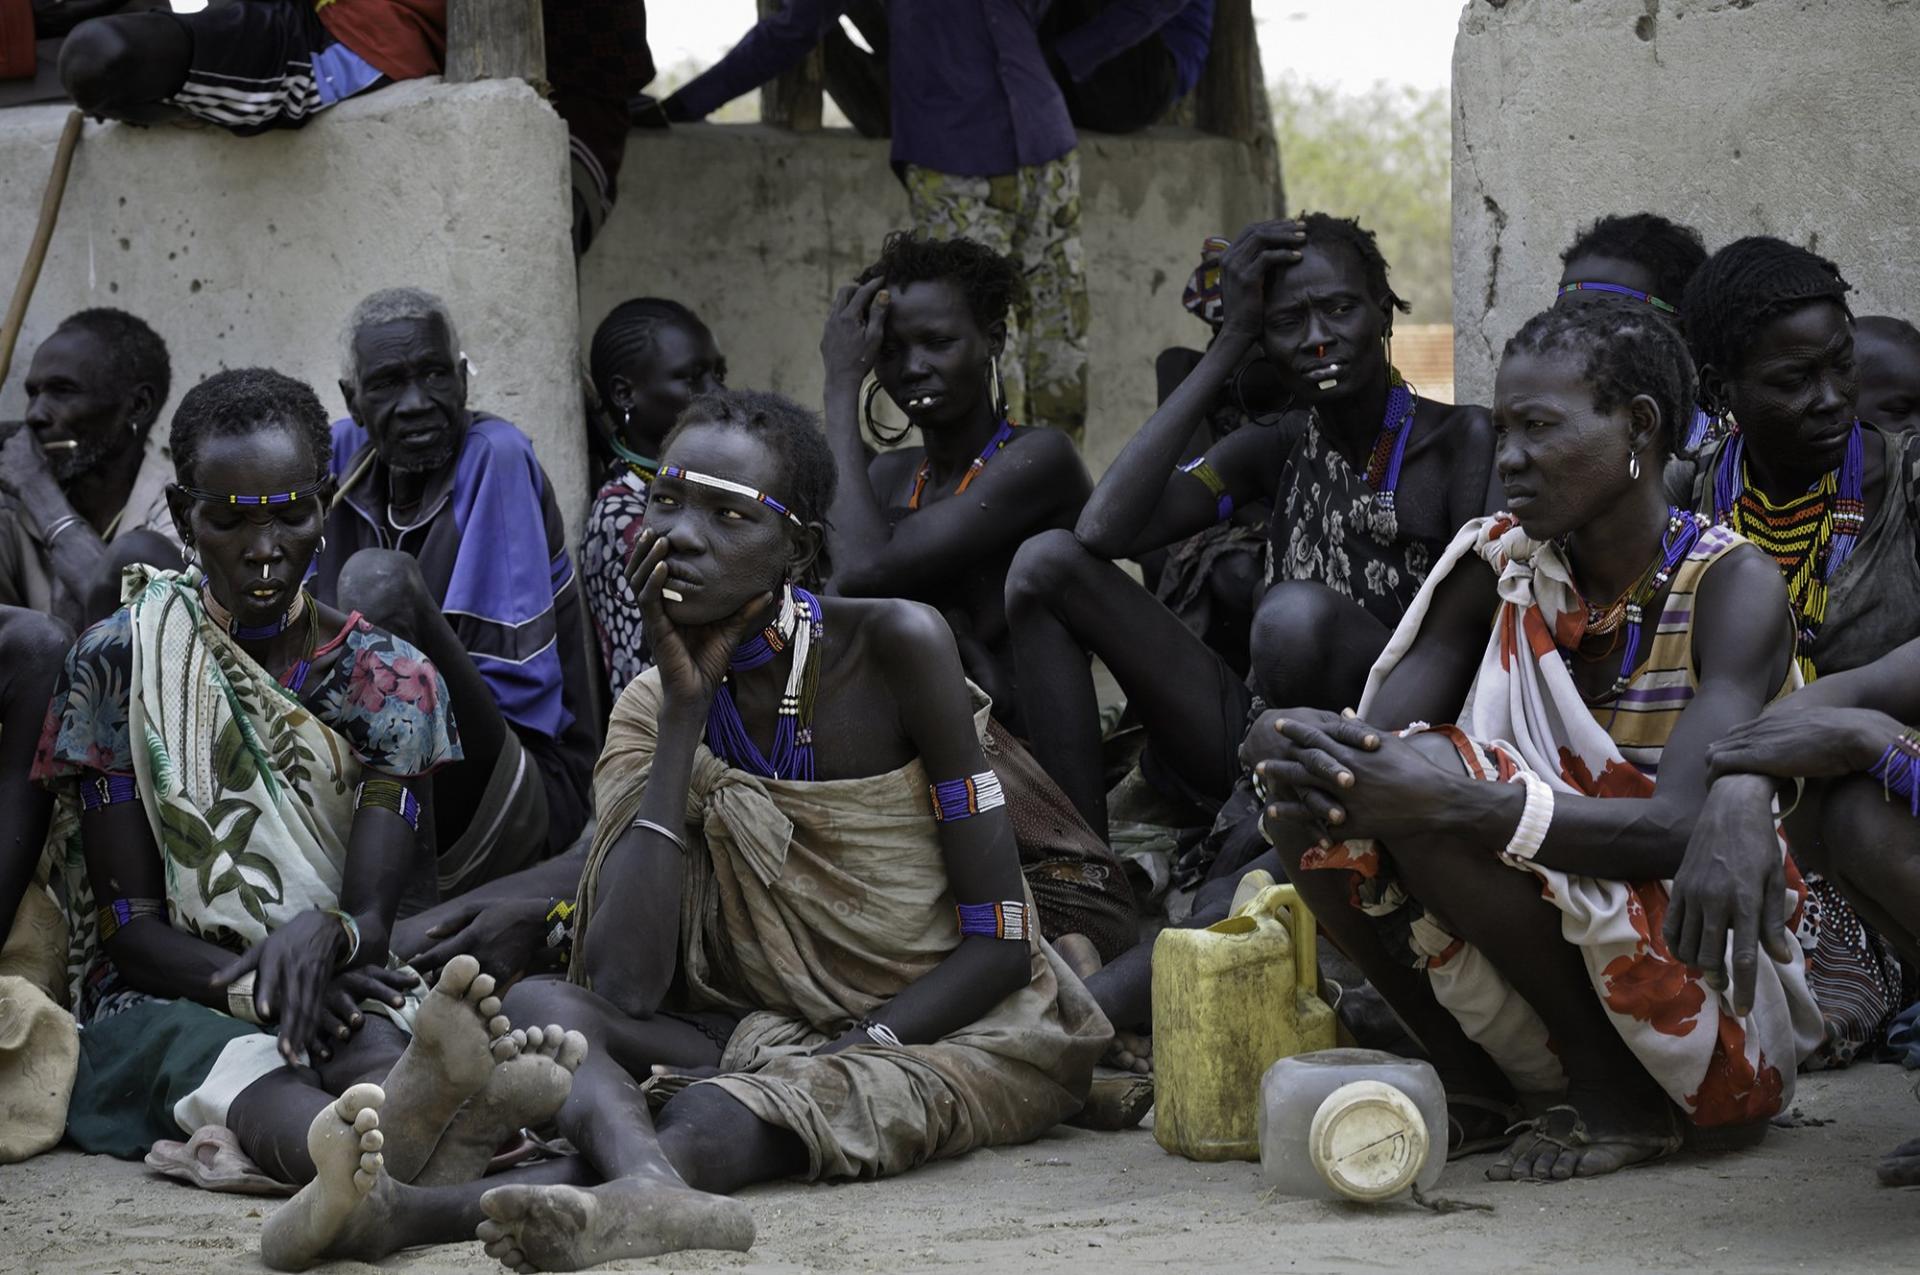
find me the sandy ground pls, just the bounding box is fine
[1,1064,1914,1275]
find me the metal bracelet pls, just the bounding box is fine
[322,907,362,968]
[42,513,84,544]
[629,815,690,855]
[226,970,264,1025]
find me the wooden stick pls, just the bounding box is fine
[0,110,84,389]
[331,447,378,511]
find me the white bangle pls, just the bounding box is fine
[1503,771,1554,862]
[226,970,264,1025]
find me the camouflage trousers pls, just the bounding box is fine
[904,153,1090,444]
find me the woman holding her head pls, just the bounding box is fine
[1241,297,1822,1179]
[477,388,1107,1270]
[580,299,727,693]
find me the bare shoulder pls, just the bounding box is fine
[1697,538,1791,612]
[823,594,957,660]
[868,446,921,488]
[1431,400,1494,451]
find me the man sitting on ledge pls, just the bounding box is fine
[313,287,600,899]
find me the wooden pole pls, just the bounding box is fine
[447,0,548,88]
[0,110,83,391]
[757,0,825,130]
[1196,0,1281,205]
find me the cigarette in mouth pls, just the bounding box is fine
[662,588,684,602]
[42,440,79,451]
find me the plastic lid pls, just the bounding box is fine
[1308,1080,1429,1202]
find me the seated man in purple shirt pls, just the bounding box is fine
[666,0,1132,447]
[312,288,601,900]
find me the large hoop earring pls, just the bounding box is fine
[1383,331,1395,376]
[989,354,1007,423]
[1629,452,1642,481]
[863,379,910,446]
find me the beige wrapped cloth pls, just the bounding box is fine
[0,883,77,1164]
[571,671,1111,1180]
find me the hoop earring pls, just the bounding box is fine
[318,535,327,555]
[989,354,1007,423]
[1629,452,1642,481]
[1383,331,1394,374]
[864,379,909,446]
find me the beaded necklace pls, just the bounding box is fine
[1564,507,1702,703]
[200,577,308,641]
[705,584,825,781]
[1360,373,1420,515]
[907,418,1016,511]
[1712,422,1865,662]
[609,434,660,483]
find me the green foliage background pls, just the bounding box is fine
[1269,74,1452,326]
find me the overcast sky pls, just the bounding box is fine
[648,1,1460,96]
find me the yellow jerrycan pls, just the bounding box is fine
[1152,871,1338,1161]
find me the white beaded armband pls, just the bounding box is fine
[1503,771,1554,862]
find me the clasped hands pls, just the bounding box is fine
[1240,706,1461,848]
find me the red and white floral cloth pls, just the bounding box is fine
[1308,514,1825,1124]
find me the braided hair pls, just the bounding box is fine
[1560,213,1707,314]
[586,298,714,470]
[1298,212,1412,324]
[169,367,332,487]
[1682,236,1853,379]
[1503,294,1697,457]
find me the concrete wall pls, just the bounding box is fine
[0,79,583,533]
[580,125,1280,476]
[1451,0,1920,406]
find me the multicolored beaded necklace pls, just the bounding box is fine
[1564,506,1703,703]
[705,584,825,781]
[1360,372,1420,515]
[199,580,321,690]
[1711,421,1865,668]
[907,418,1016,511]
[609,434,660,483]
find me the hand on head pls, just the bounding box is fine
[1218,219,1308,340]
[821,276,890,394]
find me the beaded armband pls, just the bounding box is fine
[355,778,421,830]
[1868,729,1920,816]
[1177,457,1234,522]
[545,898,577,951]
[96,896,166,941]
[956,900,1031,941]
[929,770,1005,822]
[79,773,139,811]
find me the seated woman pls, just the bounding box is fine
[29,368,596,1266]
[821,231,1093,726]
[1242,297,1823,1178]
[1669,635,1920,1187]
[580,299,726,695]
[1678,237,1920,1063]
[475,389,1108,1270]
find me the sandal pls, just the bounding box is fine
[1491,1102,1682,1181]
[1448,1093,1523,1160]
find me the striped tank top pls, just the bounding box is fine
[1598,522,1795,778]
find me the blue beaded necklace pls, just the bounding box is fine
[705,584,824,780]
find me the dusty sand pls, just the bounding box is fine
[1,1064,1914,1274]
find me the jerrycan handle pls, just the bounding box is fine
[1270,883,1318,1000]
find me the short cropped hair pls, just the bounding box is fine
[53,307,171,430]
[1560,213,1708,312]
[170,367,332,486]
[341,286,463,382]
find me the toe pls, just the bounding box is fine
[492,1031,524,1063]
[487,1013,512,1038]
[477,1220,506,1243]
[360,1128,384,1153]
[337,1082,385,1120]
[352,1106,381,1135]
[1550,1145,1581,1181]
[439,954,481,997]
[468,972,497,1003]
[557,1030,588,1070]
[521,1024,546,1051]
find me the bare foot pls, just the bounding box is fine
[1054,933,1104,982]
[261,1085,389,1271]
[414,1024,589,1187]
[1878,1135,1920,1187]
[378,954,512,1183]
[477,1175,754,1272]
[1104,1029,1153,1076]
[1488,1091,1680,1182]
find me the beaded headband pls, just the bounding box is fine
[176,478,329,506]
[1557,281,1678,316]
[658,465,802,526]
